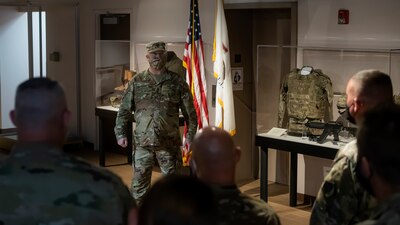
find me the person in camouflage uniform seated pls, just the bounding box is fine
[354,105,400,225]
[139,175,217,225]
[191,126,281,225]
[310,70,394,225]
[115,41,198,205]
[0,78,136,225]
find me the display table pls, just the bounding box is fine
[95,106,186,167]
[95,106,134,167]
[255,127,353,206]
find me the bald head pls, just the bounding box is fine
[11,78,70,146]
[191,126,240,185]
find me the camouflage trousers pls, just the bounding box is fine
[131,145,181,205]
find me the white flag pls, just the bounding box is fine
[212,0,236,136]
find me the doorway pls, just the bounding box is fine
[94,11,132,155]
[225,3,297,185]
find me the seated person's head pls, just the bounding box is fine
[190,126,240,185]
[138,175,217,225]
[356,104,400,202]
[10,77,71,146]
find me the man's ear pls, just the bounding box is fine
[360,156,371,179]
[10,110,17,126]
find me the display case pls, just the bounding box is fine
[95,40,133,108]
[255,45,400,134]
[255,46,400,197]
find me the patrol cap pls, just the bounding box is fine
[146,41,166,53]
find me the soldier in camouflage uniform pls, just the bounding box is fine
[278,67,333,135]
[191,126,281,225]
[353,105,400,225]
[0,78,135,225]
[115,41,198,205]
[310,70,394,225]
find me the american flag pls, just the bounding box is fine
[213,0,236,136]
[182,0,209,166]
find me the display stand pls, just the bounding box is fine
[95,106,133,167]
[255,127,353,206]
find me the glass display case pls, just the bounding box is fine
[95,40,132,108]
[255,45,400,134]
[255,46,400,197]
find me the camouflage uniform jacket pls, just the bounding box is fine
[212,185,281,225]
[165,51,186,77]
[278,68,333,134]
[355,193,400,225]
[115,69,197,147]
[0,142,134,225]
[310,140,377,225]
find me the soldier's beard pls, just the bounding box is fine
[149,59,166,70]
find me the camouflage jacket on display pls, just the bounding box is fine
[115,69,197,147]
[355,193,400,225]
[212,185,281,225]
[310,140,377,225]
[0,143,134,225]
[278,68,333,134]
[394,94,400,105]
[165,51,186,77]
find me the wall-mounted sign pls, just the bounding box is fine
[232,67,243,91]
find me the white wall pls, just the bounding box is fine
[0,6,29,129]
[46,4,78,136]
[298,0,400,48]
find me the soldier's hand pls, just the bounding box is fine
[117,137,128,148]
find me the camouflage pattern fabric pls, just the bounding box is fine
[337,94,347,111]
[146,41,166,53]
[355,193,400,225]
[165,51,186,77]
[212,185,281,225]
[115,69,197,147]
[278,68,333,135]
[310,140,377,225]
[115,69,197,205]
[0,143,134,225]
[131,146,178,205]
